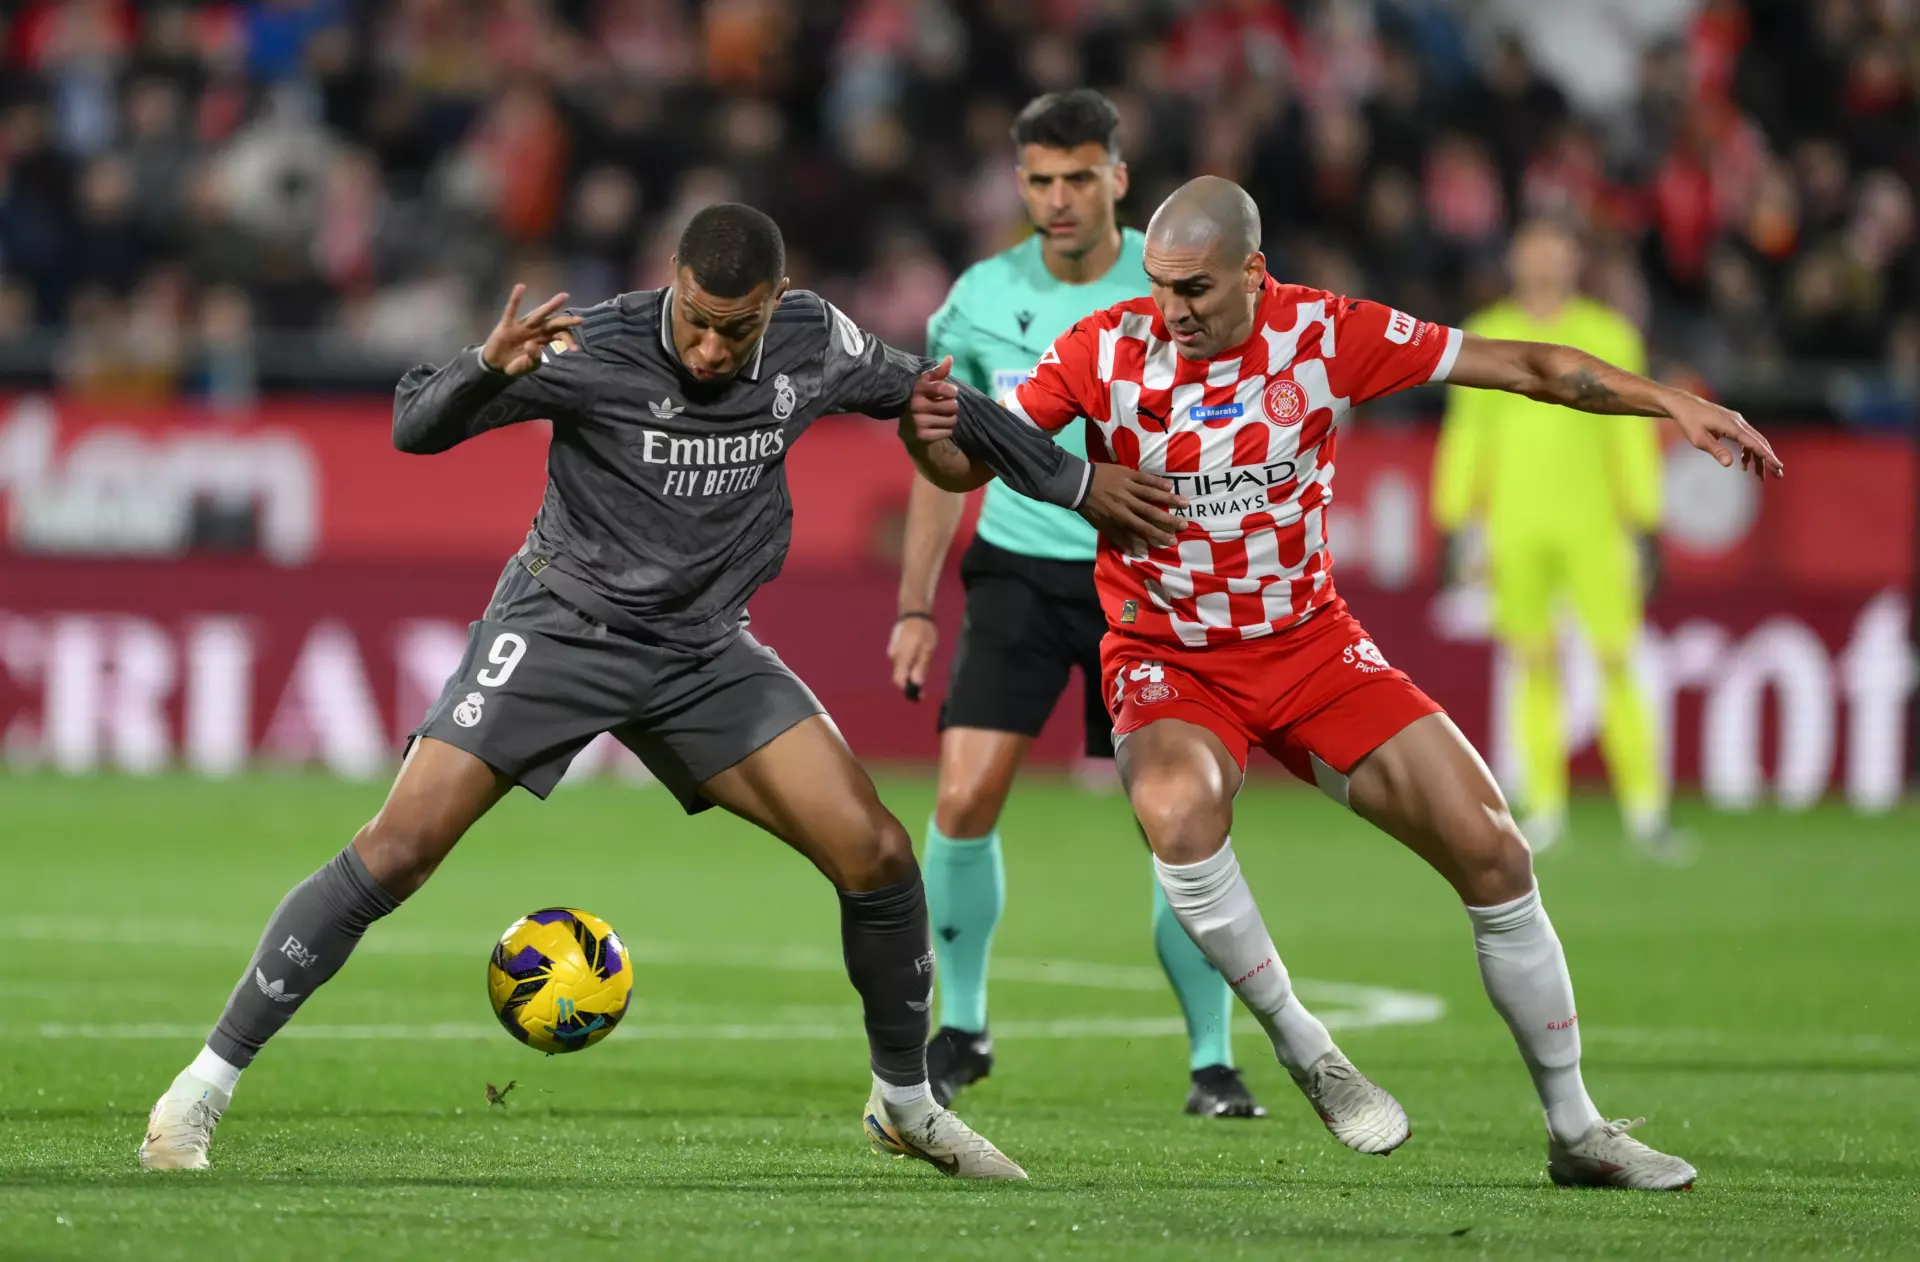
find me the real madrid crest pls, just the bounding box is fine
[453,691,486,727]
[772,373,796,420]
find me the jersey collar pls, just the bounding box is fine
[1220,273,1285,359]
[657,289,767,384]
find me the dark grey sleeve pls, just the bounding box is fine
[949,381,1092,510]
[392,343,595,454]
[816,305,926,419]
[816,300,1090,510]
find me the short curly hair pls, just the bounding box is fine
[676,203,787,298]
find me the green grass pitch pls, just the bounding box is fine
[1,771,1916,1260]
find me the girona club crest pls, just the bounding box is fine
[1263,378,1307,426]
[1118,661,1178,706]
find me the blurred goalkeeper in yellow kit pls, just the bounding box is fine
[1432,218,1680,858]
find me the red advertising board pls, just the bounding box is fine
[2,394,1912,589]
[0,393,1911,805]
[0,557,1908,810]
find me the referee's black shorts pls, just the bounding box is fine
[937,536,1113,759]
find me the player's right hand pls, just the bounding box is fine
[904,357,960,444]
[481,285,583,376]
[1080,464,1185,551]
[888,614,938,700]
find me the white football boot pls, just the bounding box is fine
[862,1086,1028,1180]
[139,1068,230,1171]
[1548,1118,1697,1190]
[1290,1051,1412,1155]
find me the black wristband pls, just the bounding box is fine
[895,611,935,624]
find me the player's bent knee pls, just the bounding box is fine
[1126,771,1231,867]
[1454,812,1536,906]
[831,811,918,893]
[350,815,461,900]
[933,781,1004,840]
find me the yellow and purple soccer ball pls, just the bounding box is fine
[486,908,633,1054]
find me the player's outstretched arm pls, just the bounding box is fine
[896,359,996,493]
[901,359,1181,550]
[392,285,585,455]
[897,357,1073,500]
[1447,333,1785,480]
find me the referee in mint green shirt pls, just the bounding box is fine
[886,90,1260,1118]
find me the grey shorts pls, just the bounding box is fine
[412,563,824,811]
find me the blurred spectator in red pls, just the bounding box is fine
[1165,0,1301,103]
[460,82,567,243]
[703,0,793,94]
[1652,101,1765,292]
[0,0,1909,404]
[599,0,697,88]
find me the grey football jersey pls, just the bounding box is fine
[393,288,1090,656]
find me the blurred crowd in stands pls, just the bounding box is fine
[0,0,1915,421]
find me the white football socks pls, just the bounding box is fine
[1466,886,1604,1144]
[1152,839,1336,1075]
[877,1075,932,1110]
[190,1044,244,1095]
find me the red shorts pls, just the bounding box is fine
[1101,599,1442,785]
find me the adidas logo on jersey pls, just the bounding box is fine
[649,397,686,420]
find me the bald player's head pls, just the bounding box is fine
[1146,176,1262,263]
[1142,177,1268,359]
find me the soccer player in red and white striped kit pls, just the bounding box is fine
[905,176,1782,1189]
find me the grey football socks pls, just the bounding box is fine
[205,846,401,1068]
[838,876,934,1090]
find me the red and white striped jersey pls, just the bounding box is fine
[1007,276,1462,648]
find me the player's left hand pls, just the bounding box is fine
[904,357,960,444]
[1666,393,1784,482]
[1080,463,1185,551]
[887,613,938,701]
[481,284,582,376]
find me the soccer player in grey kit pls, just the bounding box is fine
[139,204,1182,1180]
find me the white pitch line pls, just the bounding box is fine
[1,916,1176,984]
[0,913,1443,1035]
[16,1014,1384,1044]
[1583,1026,1916,1057]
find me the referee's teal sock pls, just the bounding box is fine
[1152,874,1236,1071]
[923,818,1004,1035]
